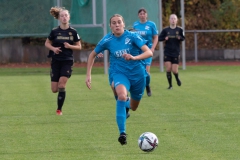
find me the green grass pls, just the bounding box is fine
[0,65,240,160]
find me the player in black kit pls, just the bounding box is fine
[45,6,81,115]
[158,14,185,89]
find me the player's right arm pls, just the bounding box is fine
[85,50,97,90]
[86,34,108,89]
[45,38,62,54]
[158,28,167,42]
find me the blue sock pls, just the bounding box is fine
[115,95,130,109]
[146,73,151,86]
[116,100,126,134]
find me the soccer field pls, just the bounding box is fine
[0,66,240,160]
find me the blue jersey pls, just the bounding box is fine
[133,20,158,48]
[94,30,147,80]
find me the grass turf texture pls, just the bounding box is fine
[0,66,240,160]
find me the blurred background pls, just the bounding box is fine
[0,0,240,64]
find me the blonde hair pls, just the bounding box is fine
[169,14,178,20]
[50,6,69,19]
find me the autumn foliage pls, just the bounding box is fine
[161,0,240,49]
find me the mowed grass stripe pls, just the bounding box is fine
[0,66,240,160]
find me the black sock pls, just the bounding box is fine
[174,73,181,86]
[166,72,172,87]
[57,88,66,111]
[174,73,179,81]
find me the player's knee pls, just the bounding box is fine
[58,83,66,89]
[131,106,138,111]
[172,70,178,74]
[129,98,140,111]
[166,68,171,72]
[173,72,178,75]
[117,94,127,101]
[51,88,58,93]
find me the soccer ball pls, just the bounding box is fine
[138,132,158,152]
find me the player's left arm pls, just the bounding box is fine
[178,28,185,41]
[123,45,153,61]
[64,32,82,50]
[150,23,159,52]
[151,35,158,52]
[64,41,81,50]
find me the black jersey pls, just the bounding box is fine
[47,26,81,61]
[158,26,185,57]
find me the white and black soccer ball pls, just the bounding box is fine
[138,132,158,152]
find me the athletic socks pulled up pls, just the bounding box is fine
[166,72,172,88]
[174,73,181,86]
[116,100,127,134]
[57,88,66,111]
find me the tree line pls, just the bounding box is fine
[161,0,240,49]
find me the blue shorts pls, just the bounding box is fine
[113,73,145,101]
[145,57,152,66]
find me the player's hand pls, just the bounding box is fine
[97,53,104,58]
[122,53,134,60]
[53,47,62,54]
[64,42,71,49]
[85,76,92,89]
[151,48,155,53]
[165,37,169,40]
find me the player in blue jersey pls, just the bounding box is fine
[158,14,185,89]
[96,29,141,119]
[85,14,153,145]
[45,7,81,115]
[133,8,158,96]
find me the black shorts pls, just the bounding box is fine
[164,55,179,64]
[50,59,73,82]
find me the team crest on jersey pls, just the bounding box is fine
[69,32,72,35]
[145,26,150,30]
[58,33,61,35]
[176,31,179,35]
[125,38,131,44]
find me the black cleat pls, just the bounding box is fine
[146,86,152,97]
[167,86,173,90]
[118,133,127,145]
[177,79,181,86]
[126,108,130,119]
